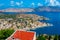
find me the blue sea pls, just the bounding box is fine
[2,12,60,35]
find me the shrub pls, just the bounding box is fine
[0,29,14,40]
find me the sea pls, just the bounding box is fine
[1,12,60,35]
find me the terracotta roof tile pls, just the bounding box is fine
[12,30,35,40]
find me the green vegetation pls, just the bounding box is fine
[0,13,58,40]
[37,34,59,40]
[0,29,14,40]
[0,14,16,19]
[54,35,58,40]
[37,35,46,40]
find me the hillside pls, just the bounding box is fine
[34,6,60,12]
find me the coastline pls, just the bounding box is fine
[0,13,53,30]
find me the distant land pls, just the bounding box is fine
[0,6,60,12]
[34,6,60,12]
[0,8,34,12]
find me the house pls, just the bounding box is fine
[6,30,36,40]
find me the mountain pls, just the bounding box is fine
[0,8,34,12]
[0,6,60,12]
[34,6,60,12]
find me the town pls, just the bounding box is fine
[0,13,53,30]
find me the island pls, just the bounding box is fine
[0,13,53,30]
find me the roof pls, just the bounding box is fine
[6,30,36,40]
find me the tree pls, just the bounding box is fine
[37,35,46,40]
[0,29,14,40]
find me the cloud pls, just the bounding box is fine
[20,1,23,4]
[31,3,35,5]
[55,0,60,6]
[16,1,23,6]
[10,1,15,6]
[16,2,20,6]
[10,1,14,4]
[37,3,43,6]
[46,0,55,6]
[50,0,55,6]
[45,0,54,6]
[45,0,60,6]
[29,3,35,7]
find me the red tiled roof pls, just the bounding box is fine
[12,30,35,40]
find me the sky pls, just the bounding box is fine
[0,0,60,9]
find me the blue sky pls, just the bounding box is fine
[0,0,60,9]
